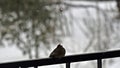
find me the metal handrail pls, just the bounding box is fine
[0,50,120,68]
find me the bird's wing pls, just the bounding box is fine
[49,48,59,57]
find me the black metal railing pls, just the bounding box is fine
[0,50,120,68]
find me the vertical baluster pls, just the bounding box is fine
[97,59,102,68]
[66,62,70,68]
[34,66,38,68]
[20,66,28,68]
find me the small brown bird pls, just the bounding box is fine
[49,44,66,58]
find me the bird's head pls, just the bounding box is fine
[57,44,63,48]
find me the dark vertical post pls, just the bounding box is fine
[34,66,38,68]
[66,62,70,68]
[97,59,102,68]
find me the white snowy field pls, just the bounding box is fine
[0,1,120,68]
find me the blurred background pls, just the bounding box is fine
[0,0,120,68]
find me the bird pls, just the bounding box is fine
[49,44,66,58]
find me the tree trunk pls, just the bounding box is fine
[28,48,32,59]
[116,0,120,13]
[35,44,39,59]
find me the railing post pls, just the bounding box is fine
[34,66,38,68]
[97,59,102,68]
[66,62,70,68]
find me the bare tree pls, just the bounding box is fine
[0,0,71,59]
